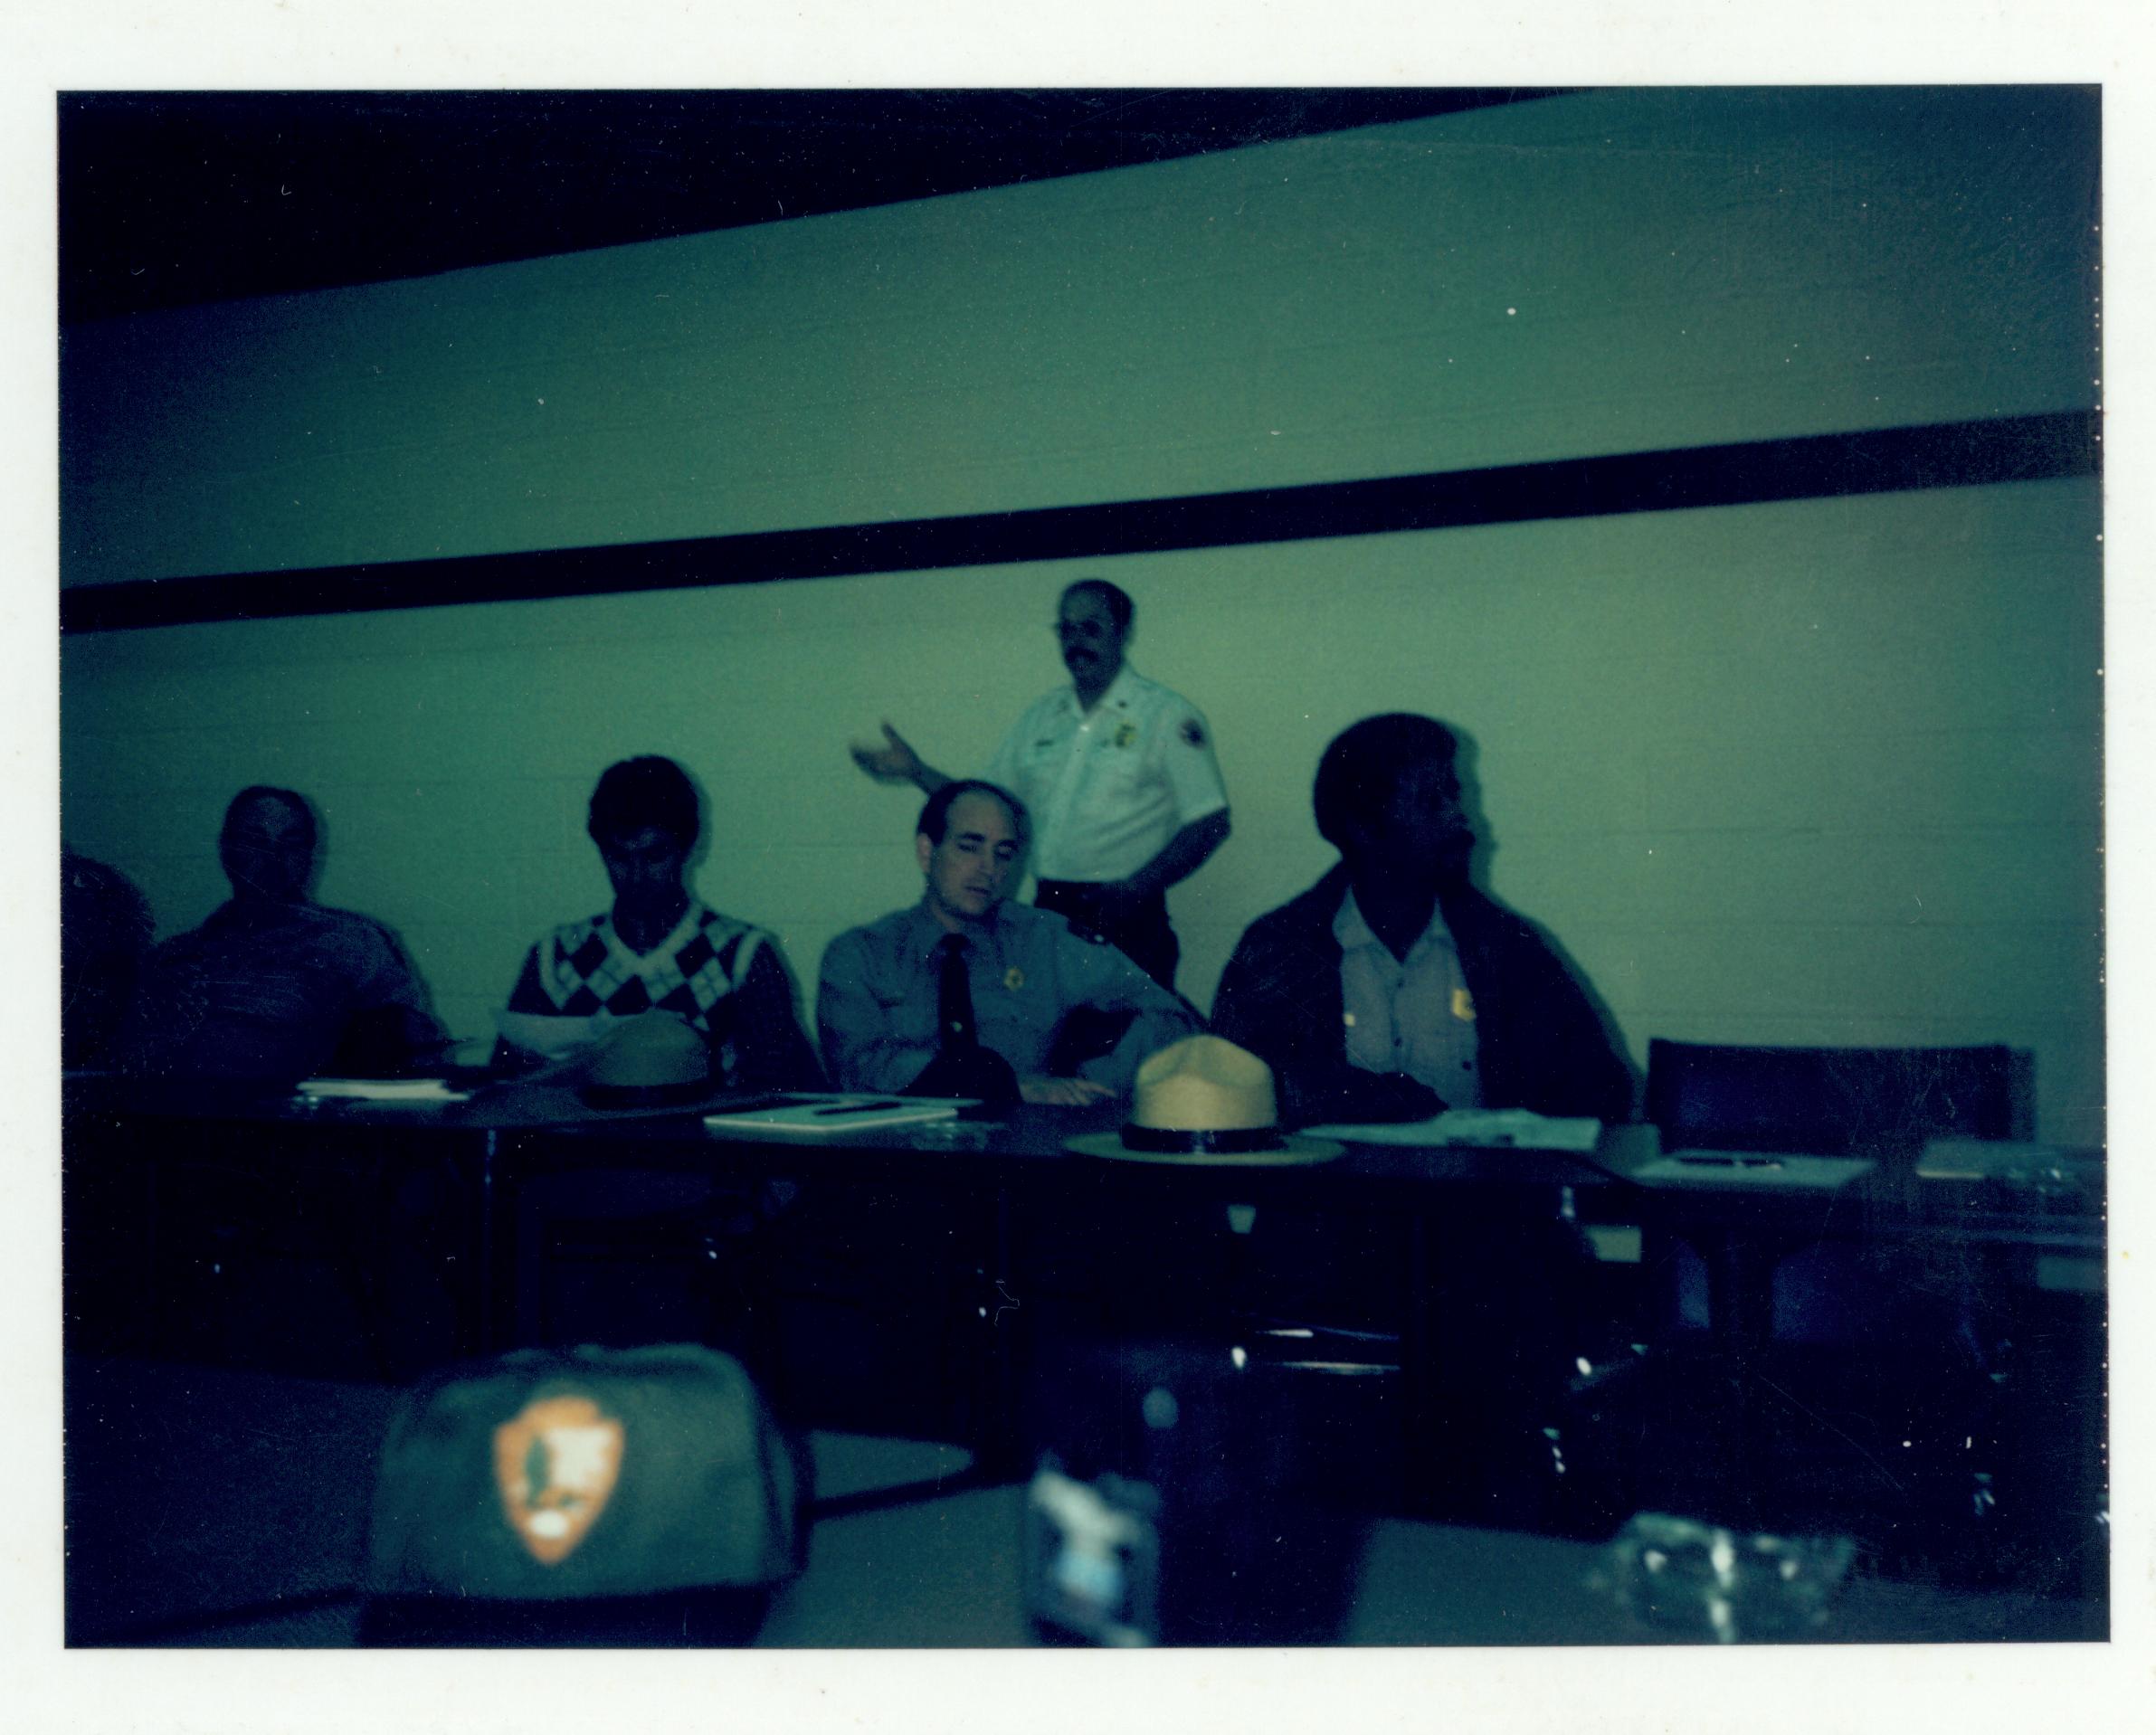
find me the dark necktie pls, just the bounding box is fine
[936,933,977,1050]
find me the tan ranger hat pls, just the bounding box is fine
[1065,1035,1343,1165]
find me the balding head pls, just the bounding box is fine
[219,786,317,903]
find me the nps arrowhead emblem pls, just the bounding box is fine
[492,1392,625,1566]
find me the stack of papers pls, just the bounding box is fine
[1304,1109,1604,1152]
[294,1076,472,1105]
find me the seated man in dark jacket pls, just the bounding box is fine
[1211,716,1633,1523]
[121,786,444,1082]
[1212,714,1631,1126]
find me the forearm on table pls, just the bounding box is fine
[815,984,931,1093]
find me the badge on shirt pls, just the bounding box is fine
[1113,722,1137,749]
[1179,716,1206,748]
[1451,988,1476,1022]
[1005,966,1025,991]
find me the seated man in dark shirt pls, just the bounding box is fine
[121,786,444,1082]
[1212,713,1631,1126]
[499,755,822,1093]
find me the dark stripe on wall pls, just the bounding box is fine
[62,411,2099,634]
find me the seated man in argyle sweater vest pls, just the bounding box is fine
[499,756,823,1092]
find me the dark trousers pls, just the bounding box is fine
[1033,880,1179,991]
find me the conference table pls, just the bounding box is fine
[65,1074,1629,1358]
[62,1074,2104,1555]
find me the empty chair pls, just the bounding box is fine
[1644,1039,2016,1161]
[1646,1038,2018,1341]
[1638,1038,2024,1536]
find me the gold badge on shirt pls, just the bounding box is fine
[1005,966,1025,991]
[1113,722,1137,748]
[1451,988,1476,1022]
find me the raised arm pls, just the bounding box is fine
[848,722,952,796]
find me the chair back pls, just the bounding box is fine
[1644,1039,2013,1161]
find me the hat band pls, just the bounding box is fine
[1118,1122,1284,1155]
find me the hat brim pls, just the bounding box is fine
[1063,1132,1344,1166]
[578,1076,726,1110]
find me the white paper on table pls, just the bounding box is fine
[294,1076,472,1104]
[1303,1109,1604,1152]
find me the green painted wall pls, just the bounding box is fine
[60,88,2104,1141]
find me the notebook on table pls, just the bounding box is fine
[701,1094,980,1134]
[1632,1151,1876,1190]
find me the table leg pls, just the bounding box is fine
[478,1129,502,1353]
[1699,1229,1781,1527]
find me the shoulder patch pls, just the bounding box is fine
[1179,716,1206,748]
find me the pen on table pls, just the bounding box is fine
[812,1100,910,1116]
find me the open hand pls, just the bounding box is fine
[1019,1075,1116,1107]
[850,721,925,783]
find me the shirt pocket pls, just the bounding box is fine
[1091,722,1149,787]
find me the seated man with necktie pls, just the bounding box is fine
[498,755,823,1092]
[818,781,1198,1107]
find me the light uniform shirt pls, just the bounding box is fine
[983,665,1228,883]
[1334,888,1484,1109]
[817,899,1199,1095]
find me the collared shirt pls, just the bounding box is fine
[123,898,441,1080]
[983,665,1228,883]
[816,898,1199,1095]
[1333,888,1483,1109]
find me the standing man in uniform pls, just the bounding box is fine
[818,781,1197,1106]
[849,579,1230,990]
